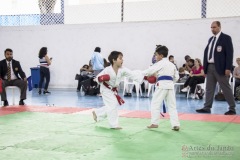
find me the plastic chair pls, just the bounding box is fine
[122,77,142,97]
[147,82,155,97]
[1,86,20,105]
[187,82,205,99]
[174,82,185,93]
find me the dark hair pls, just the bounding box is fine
[82,64,89,69]
[215,21,221,27]
[94,47,101,53]
[184,55,191,61]
[156,44,162,50]
[38,47,47,58]
[108,51,123,65]
[188,59,194,64]
[169,55,174,60]
[4,48,13,54]
[155,45,168,57]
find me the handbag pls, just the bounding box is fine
[75,74,80,80]
[215,92,225,101]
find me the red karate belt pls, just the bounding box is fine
[103,82,125,105]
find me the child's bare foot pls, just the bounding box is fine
[172,126,180,131]
[92,111,97,122]
[147,124,159,128]
[111,127,122,130]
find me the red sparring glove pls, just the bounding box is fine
[147,76,156,84]
[98,74,110,82]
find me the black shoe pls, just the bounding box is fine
[43,91,51,94]
[3,100,9,107]
[172,126,180,131]
[77,89,80,92]
[124,93,129,97]
[128,93,132,97]
[19,100,25,105]
[224,110,236,115]
[196,108,211,113]
[38,90,42,95]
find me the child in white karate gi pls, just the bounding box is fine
[143,45,180,131]
[92,51,143,129]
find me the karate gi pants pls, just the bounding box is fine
[95,89,119,128]
[151,88,180,127]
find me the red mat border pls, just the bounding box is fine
[0,106,239,123]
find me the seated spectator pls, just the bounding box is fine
[88,60,94,73]
[182,55,194,72]
[0,48,27,106]
[185,59,194,73]
[182,55,191,67]
[77,64,93,92]
[233,57,240,99]
[181,58,205,98]
[177,67,189,83]
[169,55,178,70]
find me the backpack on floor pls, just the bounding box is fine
[80,78,99,96]
[215,92,226,101]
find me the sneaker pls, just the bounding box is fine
[181,87,189,92]
[191,93,195,99]
[38,90,42,95]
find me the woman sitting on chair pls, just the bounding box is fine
[181,58,205,98]
[77,64,93,92]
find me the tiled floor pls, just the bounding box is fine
[3,87,239,115]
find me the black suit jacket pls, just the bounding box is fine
[203,32,233,75]
[0,59,26,80]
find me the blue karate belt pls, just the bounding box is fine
[158,76,173,81]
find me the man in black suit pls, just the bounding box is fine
[0,48,27,106]
[196,21,236,115]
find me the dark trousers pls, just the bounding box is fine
[204,64,235,111]
[184,76,205,93]
[77,76,90,90]
[234,79,240,97]
[39,67,50,90]
[1,79,27,101]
